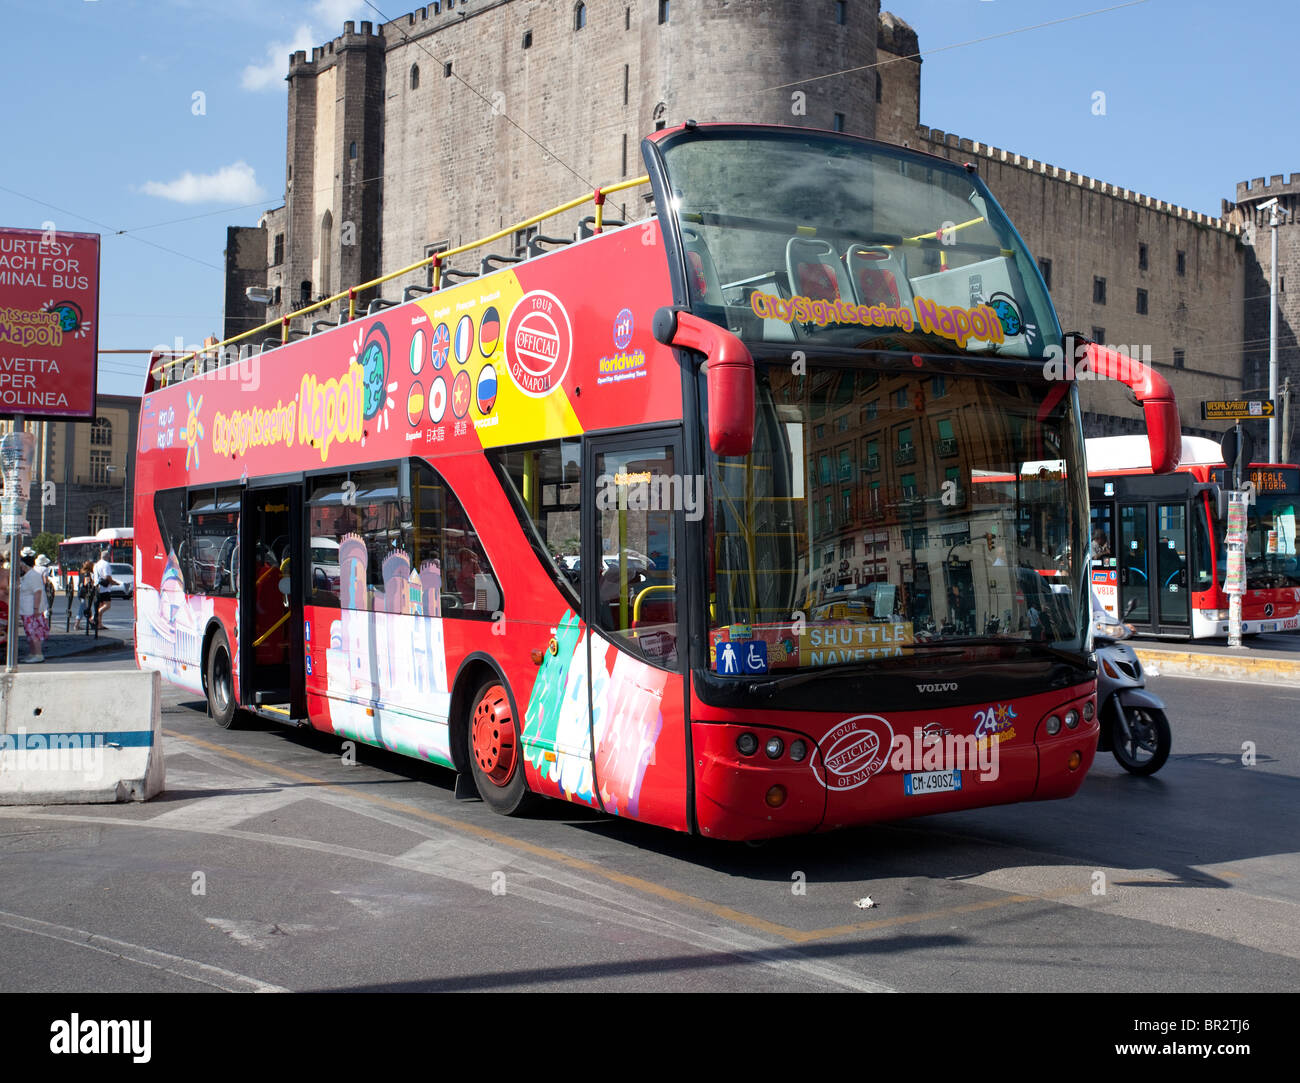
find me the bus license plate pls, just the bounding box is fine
[1261,622,1278,632]
[905,770,962,795]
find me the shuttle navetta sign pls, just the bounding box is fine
[0,226,100,419]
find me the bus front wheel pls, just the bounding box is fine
[466,678,535,816]
[205,629,240,730]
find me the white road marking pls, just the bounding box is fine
[0,909,288,992]
[205,918,318,951]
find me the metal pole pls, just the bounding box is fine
[7,415,25,672]
[1269,203,1280,463]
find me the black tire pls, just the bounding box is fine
[205,629,240,730]
[465,677,536,815]
[1110,705,1170,776]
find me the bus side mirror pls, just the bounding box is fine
[654,307,754,456]
[1079,341,1181,474]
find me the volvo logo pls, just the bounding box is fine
[916,682,958,693]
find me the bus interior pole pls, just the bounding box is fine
[6,414,25,673]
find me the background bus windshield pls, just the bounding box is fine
[707,363,1089,671]
[659,129,1060,359]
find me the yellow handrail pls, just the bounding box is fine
[151,174,652,386]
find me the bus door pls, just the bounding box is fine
[239,482,307,717]
[581,432,690,830]
[1119,499,1190,633]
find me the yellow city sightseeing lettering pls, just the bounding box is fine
[298,366,365,462]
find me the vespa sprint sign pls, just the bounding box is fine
[0,227,100,419]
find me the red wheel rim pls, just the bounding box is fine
[471,684,517,788]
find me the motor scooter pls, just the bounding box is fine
[1093,599,1171,775]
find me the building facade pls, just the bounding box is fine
[224,1,1290,459]
[1,395,139,541]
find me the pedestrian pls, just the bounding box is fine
[75,560,95,630]
[18,550,49,663]
[93,548,117,630]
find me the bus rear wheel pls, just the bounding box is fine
[466,679,535,816]
[205,629,240,730]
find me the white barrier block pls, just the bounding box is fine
[0,669,164,804]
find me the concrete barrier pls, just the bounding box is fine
[0,669,164,804]
[1133,648,1300,686]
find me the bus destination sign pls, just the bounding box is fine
[0,226,101,420]
[1210,466,1300,495]
[1201,399,1275,421]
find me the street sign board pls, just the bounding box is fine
[0,226,101,419]
[1201,399,1275,421]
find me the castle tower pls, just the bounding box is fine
[874,11,921,146]
[1225,176,1300,462]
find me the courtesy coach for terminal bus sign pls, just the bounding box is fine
[0,226,100,419]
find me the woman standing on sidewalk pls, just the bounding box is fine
[18,550,49,663]
[75,560,95,630]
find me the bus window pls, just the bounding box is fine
[153,489,192,590]
[188,488,239,596]
[593,443,679,667]
[490,439,582,609]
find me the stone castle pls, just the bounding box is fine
[222,0,1297,459]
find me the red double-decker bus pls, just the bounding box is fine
[134,124,1178,840]
[1087,435,1300,636]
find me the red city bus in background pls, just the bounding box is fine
[55,527,133,592]
[133,124,1179,841]
[1087,435,1300,637]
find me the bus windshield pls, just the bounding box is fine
[658,128,1060,359]
[707,360,1089,670]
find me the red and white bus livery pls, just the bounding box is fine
[134,124,1180,840]
[1087,435,1299,637]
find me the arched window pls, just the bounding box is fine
[410,64,420,90]
[87,503,109,535]
[319,210,333,297]
[575,2,586,30]
[90,416,112,446]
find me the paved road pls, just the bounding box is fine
[1,648,1297,992]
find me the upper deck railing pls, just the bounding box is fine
[150,175,652,389]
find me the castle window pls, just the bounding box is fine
[1138,242,1147,270]
[410,64,419,90]
[348,141,357,160]
[875,74,882,103]
[621,133,628,177]
[623,64,629,105]
[832,112,845,132]
[1136,288,1148,315]
[1174,349,1185,370]
[835,1,846,24]
[575,2,586,30]
[1038,257,1052,289]
[1176,250,1186,276]
[1093,276,1106,305]
[1091,326,1105,344]
[273,233,284,266]
[626,6,631,29]
[658,0,669,24]
[444,61,452,78]
[300,281,312,306]
[522,30,532,48]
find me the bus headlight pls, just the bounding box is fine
[736,733,758,756]
[1083,700,1095,721]
[789,739,808,763]
[1045,715,1062,736]
[1064,709,1080,729]
[765,737,784,760]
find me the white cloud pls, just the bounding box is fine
[240,4,369,92]
[141,161,269,204]
[241,23,314,92]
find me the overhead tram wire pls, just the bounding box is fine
[762,0,1153,92]
[362,0,593,190]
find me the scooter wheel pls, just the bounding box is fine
[1111,706,1171,776]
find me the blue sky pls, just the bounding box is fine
[1,0,1292,398]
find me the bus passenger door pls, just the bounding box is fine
[1119,500,1189,633]
[239,484,307,718]
[582,432,690,831]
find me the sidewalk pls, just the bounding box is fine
[1133,634,1300,684]
[5,628,129,663]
